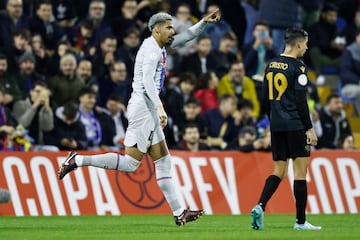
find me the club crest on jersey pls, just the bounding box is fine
[300,66,306,73]
[149,52,157,60]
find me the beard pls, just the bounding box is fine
[165,36,174,47]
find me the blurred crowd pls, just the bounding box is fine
[0,0,358,152]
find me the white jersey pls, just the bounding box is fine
[130,36,165,109]
[128,19,208,110]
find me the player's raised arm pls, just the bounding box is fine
[170,8,221,49]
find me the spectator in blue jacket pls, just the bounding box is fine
[242,21,276,79]
[340,30,360,115]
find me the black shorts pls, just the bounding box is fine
[271,130,311,161]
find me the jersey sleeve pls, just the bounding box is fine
[142,49,162,108]
[294,63,308,91]
[294,63,312,130]
[170,19,207,49]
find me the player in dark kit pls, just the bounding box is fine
[251,28,321,230]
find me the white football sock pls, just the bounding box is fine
[75,153,140,172]
[154,155,183,216]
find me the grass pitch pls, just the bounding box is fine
[0,214,358,240]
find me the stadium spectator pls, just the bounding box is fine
[51,0,77,35]
[211,32,238,78]
[12,81,54,147]
[165,72,196,127]
[97,61,129,107]
[194,70,219,113]
[1,29,31,75]
[110,0,141,45]
[336,134,356,150]
[258,0,302,55]
[176,123,209,151]
[217,62,260,119]
[76,59,98,93]
[317,94,352,149]
[226,126,271,152]
[117,27,141,82]
[202,4,234,51]
[0,54,21,108]
[76,0,112,46]
[48,53,84,108]
[166,97,206,148]
[233,99,256,129]
[0,0,29,49]
[179,35,216,77]
[168,0,201,19]
[0,85,17,150]
[48,40,75,75]
[16,51,46,99]
[242,21,276,79]
[202,94,239,150]
[339,30,360,116]
[345,10,360,44]
[171,3,197,57]
[97,93,128,150]
[77,87,116,150]
[29,0,64,51]
[88,33,118,79]
[307,3,346,75]
[44,102,88,150]
[30,33,53,76]
[69,19,96,57]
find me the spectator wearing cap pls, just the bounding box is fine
[49,53,84,109]
[0,0,29,49]
[16,51,46,99]
[51,0,77,36]
[77,87,116,150]
[12,81,54,146]
[44,102,88,150]
[0,54,21,109]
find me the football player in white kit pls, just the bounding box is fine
[59,9,221,226]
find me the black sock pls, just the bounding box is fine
[258,175,281,211]
[294,180,307,224]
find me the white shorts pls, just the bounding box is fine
[124,101,165,153]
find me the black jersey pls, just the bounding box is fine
[262,55,311,131]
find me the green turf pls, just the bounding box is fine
[0,214,359,240]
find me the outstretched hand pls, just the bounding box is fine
[203,8,221,23]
